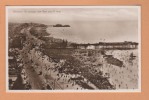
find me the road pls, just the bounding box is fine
[20,27,62,90]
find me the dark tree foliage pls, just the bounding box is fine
[12,74,25,90]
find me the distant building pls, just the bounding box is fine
[86,45,95,49]
[77,45,86,49]
[53,24,70,27]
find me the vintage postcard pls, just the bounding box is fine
[6,6,141,92]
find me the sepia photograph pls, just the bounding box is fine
[6,6,141,92]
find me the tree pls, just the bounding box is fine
[12,74,25,90]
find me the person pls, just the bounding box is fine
[9,79,13,85]
[42,85,45,90]
[46,84,52,90]
[38,71,42,75]
[28,83,32,89]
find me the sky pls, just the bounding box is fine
[8,6,140,43]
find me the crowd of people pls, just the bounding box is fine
[9,23,139,90]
